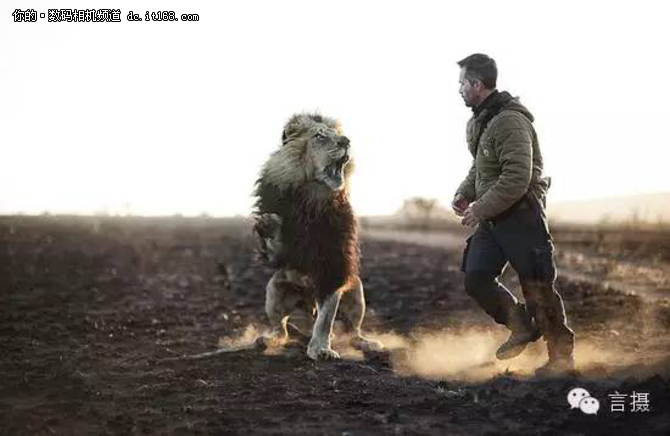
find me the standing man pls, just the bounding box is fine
[453,53,575,376]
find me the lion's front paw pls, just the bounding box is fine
[256,213,282,234]
[307,345,341,361]
[351,336,384,352]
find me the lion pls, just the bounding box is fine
[252,113,383,360]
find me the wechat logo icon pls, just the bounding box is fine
[568,387,600,415]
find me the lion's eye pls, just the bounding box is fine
[314,133,326,142]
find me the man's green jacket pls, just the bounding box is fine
[456,90,550,220]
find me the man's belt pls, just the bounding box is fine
[485,192,535,227]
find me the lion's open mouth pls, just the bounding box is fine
[320,154,350,190]
[326,154,349,178]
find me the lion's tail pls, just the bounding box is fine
[162,336,267,361]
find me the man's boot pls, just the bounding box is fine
[534,306,576,377]
[534,342,576,378]
[534,355,576,378]
[496,303,542,360]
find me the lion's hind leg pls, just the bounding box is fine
[307,291,342,361]
[339,277,384,352]
[264,269,310,348]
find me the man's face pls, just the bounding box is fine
[459,68,481,108]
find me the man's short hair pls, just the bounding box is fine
[457,53,497,89]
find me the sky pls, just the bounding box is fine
[2,0,669,217]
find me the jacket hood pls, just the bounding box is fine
[503,94,534,123]
[474,90,534,123]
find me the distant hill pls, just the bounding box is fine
[548,192,670,224]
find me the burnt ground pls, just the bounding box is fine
[1,216,669,435]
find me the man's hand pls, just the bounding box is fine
[461,203,482,228]
[452,194,470,217]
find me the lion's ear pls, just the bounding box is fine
[282,115,306,144]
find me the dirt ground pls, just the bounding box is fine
[1,216,669,435]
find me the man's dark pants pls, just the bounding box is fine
[461,199,574,360]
